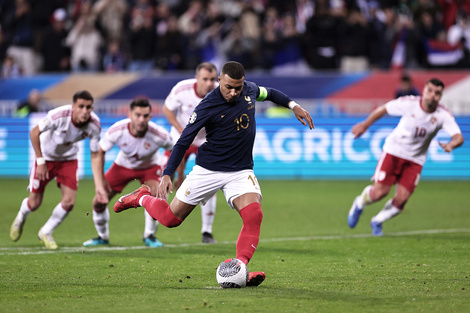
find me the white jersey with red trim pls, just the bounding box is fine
[383,96,461,165]
[100,119,174,170]
[38,104,101,161]
[164,78,215,147]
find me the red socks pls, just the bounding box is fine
[236,203,263,265]
[141,196,183,228]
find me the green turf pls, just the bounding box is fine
[1,179,469,313]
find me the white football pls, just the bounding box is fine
[216,258,249,288]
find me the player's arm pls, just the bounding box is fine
[352,105,388,139]
[91,148,109,203]
[257,86,314,129]
[30,125,49,181]
[439,133,464,153]
[163,105,184,134]
[158,109,205,199]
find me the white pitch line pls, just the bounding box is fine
[1,228,469,256]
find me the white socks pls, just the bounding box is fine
[201,195,216,234]
[16,198,32,222]
[143,210,158,239]
[357,185,374,209]
[93,208,110,240]
[41,202,69,234]
[371,199,402,224]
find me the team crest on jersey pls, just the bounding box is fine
[430,116,437,124]
[144,142,151,149]
[245,95,254,110]
[189,112,197,124]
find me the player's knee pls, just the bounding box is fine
[240,202,263,228]
[62,202,74,212]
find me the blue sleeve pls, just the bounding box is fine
[257,85,292,108]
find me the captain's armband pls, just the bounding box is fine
[256,86,268,101]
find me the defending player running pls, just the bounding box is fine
[113,61,314,286]
[10,90,108,249]
[347,78,464,236]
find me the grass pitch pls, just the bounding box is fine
[1,179,469,313]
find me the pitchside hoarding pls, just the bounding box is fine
[0,116,468,180]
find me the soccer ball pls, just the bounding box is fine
[216,258,249,288]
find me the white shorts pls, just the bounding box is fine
[175,165,262,209]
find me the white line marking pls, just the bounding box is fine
[1,228,469,256]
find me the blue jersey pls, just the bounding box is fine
[163,81,261,175]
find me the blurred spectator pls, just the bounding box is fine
[367,3,393,69]
[127,0,156,73]
[447,10,470,67]
[0,26,8,63]
[66,1,103,72]
[295,0,314,34]
[178,0,205,69]
[272,13,310,75]
[91,0,128,44]
[259,7,282,70]
[338,7,371,72]
[40,8,70,72]
[102,40,126,73]
[15,89,42,117]
[437,0,470,31]
[156,14,186,70]
[395,73,420,98]
[1,55,22,78]
[304,0,341,70]
[220,21,255,69]
[3,0,38,75]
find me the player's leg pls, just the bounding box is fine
[370,185,411,236]
[201,194,217,243]
[142,179,163,247]
[348,153,395,228]
[84,163,131,246]
[83,190,117,246]
[11,161,51,242]
[39,184,77,249]
[370,161,421,236]
[39,160,78,249]
[10,192,43,242]
[223,169,265,286]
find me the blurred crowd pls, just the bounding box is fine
[1,0,470,78]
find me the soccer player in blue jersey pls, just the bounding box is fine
[114,61,314,286]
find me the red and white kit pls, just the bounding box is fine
[38,104,101,161]
[101,119,173,170]
[382,96,461,166]
[164,78,212,146]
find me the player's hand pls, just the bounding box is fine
[352,122,368,139]
[95,185,109,204]
[438,141,453,153]
[157,175,173,199]
[36,164,49,181]
[293,105,314,129]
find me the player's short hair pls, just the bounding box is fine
[427,78,444,89]
[221,61,245,80]
[73,90,93,103]
[130,98,151,111]
[196,62,217,75]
